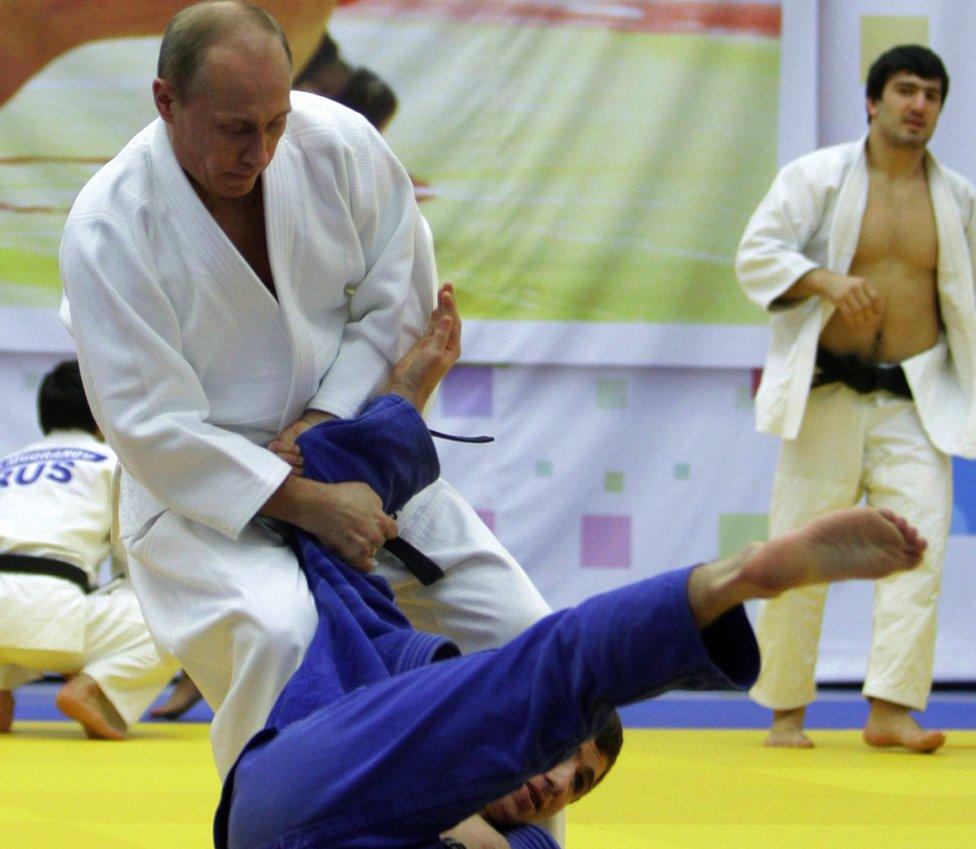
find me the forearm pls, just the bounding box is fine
[259,474,318,530]
[772,266,834,305]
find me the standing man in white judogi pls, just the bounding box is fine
[736,44,976,753]
[0,360,177,739]
[59,0,556,824]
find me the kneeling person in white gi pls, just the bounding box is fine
[0,360,178,739]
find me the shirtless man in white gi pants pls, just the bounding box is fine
[736,44,976,752]
[0,361,177,739]
[59,2,558,834]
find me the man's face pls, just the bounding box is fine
[482,741,609,827]
[155,32,292,203]
[867,71,943,149]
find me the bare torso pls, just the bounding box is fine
[819,164,941,363]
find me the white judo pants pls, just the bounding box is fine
[750,384,951,713]
[0,575,178,725]
[125,477,553,779]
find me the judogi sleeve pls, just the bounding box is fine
[60,211,290,540]
[308,114,438,418]
[735,159,828,310]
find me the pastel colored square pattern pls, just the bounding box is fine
[718,513,768,559]
[581,515,631,569]
[860,16,929,81]
[476,509,496,533]
[440,366,493,417]
[604,471,624,493]
[596,379,626,410]
[673,463,690,480]
[535,460,553,478]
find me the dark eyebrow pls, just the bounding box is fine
[896,81,942,94]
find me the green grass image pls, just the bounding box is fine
[383,23,779,325]
[0,21,778,326]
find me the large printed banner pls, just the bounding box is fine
[0,0,780,362]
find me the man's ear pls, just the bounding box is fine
[153,78,176,123]
[865,95,878,122]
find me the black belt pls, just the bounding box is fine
[812,347,913,399]
[0,553,91,593]
[383,537,445,586]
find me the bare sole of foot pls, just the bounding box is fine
[150,674,203,720]
[741,507,926,598]
[0,689,13,732]
[55,674,126,740]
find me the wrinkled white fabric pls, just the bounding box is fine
[749,384,951,712]
[736,138,976,456]
[61,93,551,782]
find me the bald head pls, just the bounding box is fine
[158,1,292,102]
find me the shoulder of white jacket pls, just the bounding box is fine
[928,152,976,198]
[66,121,158,221]
[2,430,112,458]
[778,138,863,179]
[286,90,376,143]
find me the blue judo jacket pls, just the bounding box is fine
[266,394,459,733]
[215,395,557,849]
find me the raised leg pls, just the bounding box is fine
[226,507,924,849]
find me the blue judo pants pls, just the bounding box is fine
[222,565,759,849]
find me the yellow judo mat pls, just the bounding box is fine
[2,724,974,849]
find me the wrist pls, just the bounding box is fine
[302,409,336,427]
[386,375,426,411]
[260,475,329,529]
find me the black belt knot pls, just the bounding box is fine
[812,347,913,399]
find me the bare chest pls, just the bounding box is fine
[212,206,277,297]
[853,176,938,272]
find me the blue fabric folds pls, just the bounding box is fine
[265,394,459,733]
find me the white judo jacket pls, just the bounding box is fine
[0,430,116,651]
[60,92,437,543]
[736,138,976,457]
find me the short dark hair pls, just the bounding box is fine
[592,710,624,787]
[158,0,292,101]
[37,360,97,435]
[866,44,949,106]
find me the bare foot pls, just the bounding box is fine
[689,508,925,629]
[863,698,945,753]
[741,507,925,599]
[55,674,127,740]
[0,690,13,732]
[764,707,814,748]
[150,672,203,720]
